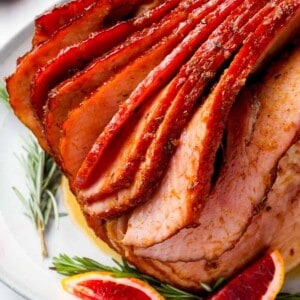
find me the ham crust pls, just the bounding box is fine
[32,0,96,47]
[62,0,231,181]
[74,0,243,189]
[6,0,143,153]
[44,0,202,163]
[80,0,272,218]
[77,0,243,203]
[32,0,178,123]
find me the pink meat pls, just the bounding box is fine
[120,1,300,248]
[133,43,300,259]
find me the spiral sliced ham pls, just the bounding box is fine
[6,0,148,152]
[79,0,278,219]
[77,0,252,201]
[6,0,300,292]
[56,0,227,178]
[100,138,300,289]
[43,0,180,161]
[32,0,178,123]
[132,43,300,259]
[120,1,300,247]
[74,0,249,189]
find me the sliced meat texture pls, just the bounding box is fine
[103,140,300,291]
[6,0,144,153]
[269,155,300,272]
[101,138,300,290]
[133,41,300,259]
[88,0,275,227]
[79,0,271,217]
[75,0,243,190]
[32,0,179,122]
[61,0,231,181]
[119,1,300,248]
[78,0,266,202]
[7,0,300,292]
[32,0,96,47]
[44,0,201,161]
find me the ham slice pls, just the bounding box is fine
[43,0,204,162]
[74,0,244,189]
[119,0,300,248]
[62,0,234,180]
[101,139,300,289]
[133,41,300,259]
[32,0,178,122]
[6,0,143,153]
[80,0,272,217]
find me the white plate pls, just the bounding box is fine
[0,9,299,300]
[0,21,120,300]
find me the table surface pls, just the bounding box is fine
[0,1,59,298]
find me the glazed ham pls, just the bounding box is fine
[6,0,300,292]
[101,138,300,288]
[7,0,150,152]
[131,44,300,259]
[74,0,242,189]
[60,0,231,180]
[119,1,300,248]
[79,0,268,215]
[44,0,180,162]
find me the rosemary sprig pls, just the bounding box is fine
[13,136,62,257]
[51,254,203,299]
[51,254,300,299]
[0,80,9,108]
[1,81,64,257]
[276,293,300,300]
[200,277,226,293]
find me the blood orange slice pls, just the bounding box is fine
[62,271,164,300]
[209,249,285,300]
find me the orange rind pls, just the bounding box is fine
[209,249,285,300]
[62,271,164,300]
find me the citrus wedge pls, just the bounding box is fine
[209,249,285,300]
[62,271,164,300]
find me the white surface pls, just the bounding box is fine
[0,96,113,300]
[0,0,58,50]
[0,1,72,299]
[0,2,117,295]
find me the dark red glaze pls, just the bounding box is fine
[59,0,226,180]
[121,0,277,216]
[80,0,273,218]
[31,0,181,121]
[6,0,145,153]
[75,0,242,190]
[33,0,96,46]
